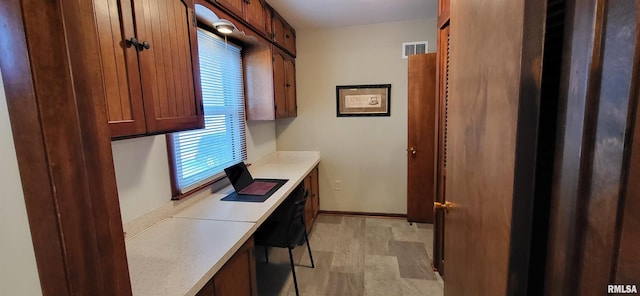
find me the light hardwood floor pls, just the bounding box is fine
[255,214,444,295]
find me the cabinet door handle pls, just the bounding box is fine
[285,34,290,39]
[286,83,291,87]
[127,37,150,51]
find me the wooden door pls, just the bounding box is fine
[272,12,286,46]
[244,0,268,35]
[303,174,313,232]
[133,0,204,133]
[213,237,258,296]
[444,0,545,294]
[406,53,437,223]
[310,166,320,219]
[272,49,288,118]
[284,56,297,117]
[215,0,243,19]
[283,25,296,56]
[95,0,147,138]
[433,23,450,275]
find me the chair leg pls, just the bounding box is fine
[288,248,300,296]
[264,246,269,264]
[303,230,315,268]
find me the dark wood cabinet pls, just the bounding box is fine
[272,11,296,57]
[196,237,258,296]
[272,47,297,118]
[96,0,204,139]
[302,165,320,232]
[215,0,270,36]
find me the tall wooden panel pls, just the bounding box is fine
[284,57,297,117]
[406,53,437,223]
[444,0,545,295]
[245,0,268,35]
[95,0,146,137]
[134,0,203,133]
[545,0,640,294]
[272,49,288,118]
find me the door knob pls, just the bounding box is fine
[434,201,453,214]
[410,147,417,155]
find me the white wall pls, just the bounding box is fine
[276,18,437,214]
[113,121,276,224]
[0,70,43,294]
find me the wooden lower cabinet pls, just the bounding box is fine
[303,165,320,232]
[196,237,257,296]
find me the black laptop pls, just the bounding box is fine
[224,162,281,196]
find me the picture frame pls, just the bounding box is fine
[336,84,391,117]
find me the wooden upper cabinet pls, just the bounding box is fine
[272,11,296,57]
[272,47,296,118]
[272,50,288,118]
[215,0,243,18]
[95,0,146,137]
[95,0,204,138]
[215,0,270,36]
[244,0,269,35]
[284,57,297,117]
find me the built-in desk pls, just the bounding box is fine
[125,151,319,296]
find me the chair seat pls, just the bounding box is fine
[255,220,306,249]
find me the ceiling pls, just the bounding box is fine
[266,0,438,30]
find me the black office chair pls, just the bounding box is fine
[254,185,315,296]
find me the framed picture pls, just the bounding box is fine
[336,84,391,117]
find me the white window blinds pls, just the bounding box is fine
[170,28,246,194]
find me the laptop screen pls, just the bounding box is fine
[224,162,254,192]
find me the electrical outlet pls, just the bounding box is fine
[334,180,342,191]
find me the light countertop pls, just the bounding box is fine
[125,151,320,296]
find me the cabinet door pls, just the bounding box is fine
[310,166,319,219]
[244,0,268,35]
[303,175,313,232]
[95,0,147,138]
[272,12,286,46]
[272,50,288,118]
[215,0,244,19]
[284,56,296,117]
[283,26,296,56]
[213,237,258,296]
[133,0,204,134]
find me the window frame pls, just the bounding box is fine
[167,26,247,200]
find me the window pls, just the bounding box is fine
[169,28,246,196]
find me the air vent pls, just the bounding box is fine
[402,41,428,59]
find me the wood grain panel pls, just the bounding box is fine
[216,0,244,19]
[284,25,296,57]
[95,0,146,137]
[577,1,638,294]
[1,0,132,294]
[135,0,203,134]
[245,0,268,34]
[272,12,285,45]
[617,84,640,284]
[304,174,313,232]
[433,24,449,274]
[213,237,258,296]
[272,48,288,118]
[407,53,436,223]
[445,0,545,294]
[284,56,297,117]
[545,0,640,294]
[311,166,320,218]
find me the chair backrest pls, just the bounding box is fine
[286,184,309,246]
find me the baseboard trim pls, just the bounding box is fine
[318,210,406,219]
